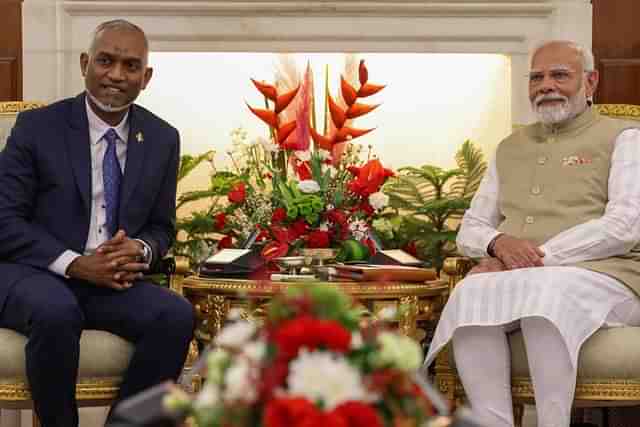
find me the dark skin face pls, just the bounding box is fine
[80,28,153,126]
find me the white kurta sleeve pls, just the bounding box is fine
[542,128,640,266]
[456,158,504,258]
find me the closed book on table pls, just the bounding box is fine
[331,264,437,282]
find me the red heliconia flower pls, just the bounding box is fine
[213,212,226,230]
[306,230,330,248]
[272,207,287,223]
[347,159,394,197]
[228,182,246,204]
[218,235,233,250]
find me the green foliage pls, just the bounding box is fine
[377,140,487,273]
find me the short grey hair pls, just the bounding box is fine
[530,40,595,72]
[88,19,149,62]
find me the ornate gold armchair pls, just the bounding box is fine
[434,104,640,427]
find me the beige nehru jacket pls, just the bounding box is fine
[496,108,640,296]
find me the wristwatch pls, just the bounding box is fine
[487,234,502,257]
[140,242,152,264]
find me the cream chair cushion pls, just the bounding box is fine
[509,327,640,379]
[0,328,134,384]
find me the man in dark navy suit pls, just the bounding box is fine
[0,20,194,427]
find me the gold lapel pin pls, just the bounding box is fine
[136,132,144,143]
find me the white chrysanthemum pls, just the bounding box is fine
[298,180,321,193]
[368,192,389,210]
[287,350,378,409]
[224,358,258,403]
[295,150,312,161]
[215,321,256,348]
[256,136,279,152]
[193,383,220,409]
[318,149,332,160]
[373,331,423,372]
[242,339,267,364]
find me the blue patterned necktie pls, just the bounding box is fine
[103,128,122,237]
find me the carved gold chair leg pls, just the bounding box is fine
[513,403,524,427]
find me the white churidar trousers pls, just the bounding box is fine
[424,266,640,427]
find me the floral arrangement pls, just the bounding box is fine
[165,286,451,427]
[208,57,394,261]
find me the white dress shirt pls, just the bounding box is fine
[48,99,132,277]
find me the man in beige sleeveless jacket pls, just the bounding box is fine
[424,40,640,427]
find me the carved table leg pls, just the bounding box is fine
[399,296,419,338]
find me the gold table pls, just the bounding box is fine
[181,276,449,347]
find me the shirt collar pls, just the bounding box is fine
[85,97,130,145]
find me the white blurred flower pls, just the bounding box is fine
[348,219,369,241]
[194,383,220,409]
[163,387,192,412]
[224,358,258,403]
[287,350,378,409]
[373,331,423,372]
[215,321,257,349]
[207,348,229,385]
[298,180,321,194]
[295,150,311,161]
[242,339,267,364]
[319,221,329,232]
[317,149,332,160]
[226,308,243,321]
[368,191,389,210]
[256,136,279,152]
[351,332,363,349]
[327,165,338,177]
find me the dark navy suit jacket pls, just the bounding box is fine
[0,93,180,315]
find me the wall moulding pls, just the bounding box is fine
[61,1,555,18]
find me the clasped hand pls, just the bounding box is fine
[493,234,545,270]
[67,230,149,290]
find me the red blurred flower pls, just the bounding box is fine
[218,235,233,249]
[263,397,319,427]
[272,207,287,223]
[326,209,348,226]
[403,241,419,257]
[259,359,290,401]
[271,225,291,243]
[290,219,309,239]
[271,315,351,361]
[228,182,246,204]
[332,402,384,427]
[214,212,226,230]
[300,412,349,427]
[363,237,377,256]
[306,230,330,248]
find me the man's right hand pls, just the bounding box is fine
[493,234,545,269]
[66,253,142,290]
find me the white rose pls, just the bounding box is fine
[368,191,389,210]
[297,180,321,194]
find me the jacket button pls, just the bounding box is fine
[525,216,535,224]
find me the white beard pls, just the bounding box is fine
[532,84,587,126]
[86,89,132,113]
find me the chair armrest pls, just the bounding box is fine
[163,256,192,295]
[442,257,475,291]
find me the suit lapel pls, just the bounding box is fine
[120,105,148,215]
[66,94,92,217]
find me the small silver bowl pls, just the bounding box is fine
[273,256,308,275]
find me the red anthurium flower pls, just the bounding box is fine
[213,212,226,230]
[306,230,330,248]
[295,161,313,180]
[262,241,289,260]
[218,235,233,250]
[272,207,287,223]
[332,401,384,427]
[228,182,246,204]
